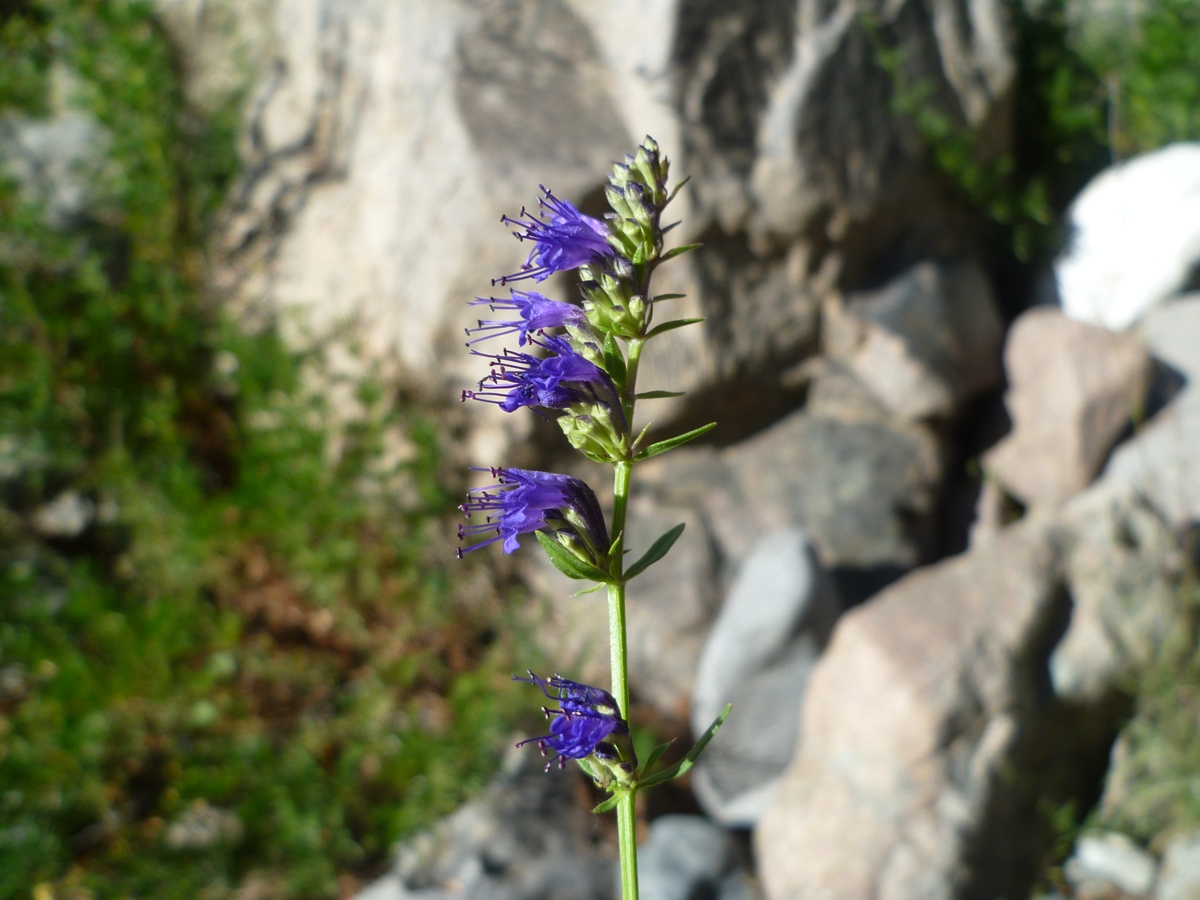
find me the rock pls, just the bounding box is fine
[1156,833,1200,900]
[633,405,942,610]
[754,519,1119,900]
[984,307,1154,508]
[692,640,821,828]
[1064,831,1158,898]
[356,746,614,900]
[0,64,115,230]
[712,411,942,571]
[1103,299,1200,528]
[164,800,244,850]
[1056,143,1200,331]
[675,0,1015,244]
[1143,295,1200,388]
[669,0,1014,429]
[635,815,732,900]
[716,871,765,900]
[147,0,1017,458]
[823,260,1004,423]
[689,528,838,826]
[1051,482,1188,704]
[30,491,95,539]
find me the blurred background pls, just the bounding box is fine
[1,1,1199,898]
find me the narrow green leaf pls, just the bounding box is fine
[636,422,716,460]
[651,293,686,302]
[624,523,685,581]
[636,390,684,400]
[638,740,675,777]
[592,793,622,814]
[646,317,704,339]
[572,582,606,596]
[603,334,627,386]
[631,421,653,454]
[534,531,611,583]
[665,175,691,206]
[661,242,702,262]
[637,704,731,789]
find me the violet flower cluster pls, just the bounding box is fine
[455,139,725,897]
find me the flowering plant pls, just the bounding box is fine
[459,137,729,900]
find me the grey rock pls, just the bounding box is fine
[716,871,764,900]
[754,518,1120,900]
[1065,831,1158,898]
[634,405,942,605]
[0,65,114,228]
[1051,482,1188,704]
[691,528,837,735]
[676,0,1014,246]
[1143,295,1200,388]
[635,815,732,900]
[1156,833,1200,900]
[823,260,1004,423]
[31,491,95,539]
[1103,299,1200,527]
[356,747,614,900]
[692,639,821,828]
[985,307,1154,508]
[713,411,942,571]
[690,528,838,826]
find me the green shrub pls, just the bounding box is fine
[0,3,527,897]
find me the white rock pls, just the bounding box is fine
[1056,143,1200,330]
[1065,831,1158,897]
[1157,833,1200,900]
[31,492,95,539]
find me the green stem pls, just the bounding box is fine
[609,461,637,899]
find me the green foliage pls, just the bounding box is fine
[1096,0,1200,155]
[870,0,1200,264]
[0,3,524,898]
[865,0,1110,263]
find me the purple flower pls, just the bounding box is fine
[496,187,616,285]
[514,672,628,769]
[465,290,588,347]
[457,467,608,557]
[462,335,618,415]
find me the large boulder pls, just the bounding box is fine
[754,519,1120,900]
[149,0,1016,455]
